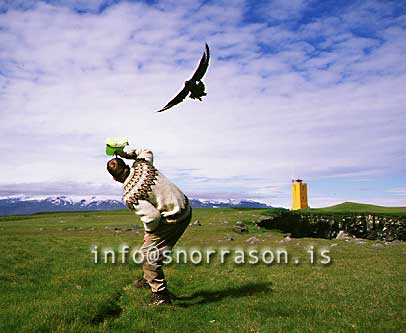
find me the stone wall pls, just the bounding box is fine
[256,211,406,241]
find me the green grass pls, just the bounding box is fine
[303,201,406,216]
[0,208,405,332]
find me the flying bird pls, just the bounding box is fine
[157,43,210,112]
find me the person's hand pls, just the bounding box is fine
[115,150,126,158]
[114,150,138,159]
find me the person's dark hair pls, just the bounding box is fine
[107,158,128,180]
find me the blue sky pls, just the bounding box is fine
[0,0,405,207]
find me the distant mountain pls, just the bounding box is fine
[0,196,273,216]
[189,199,272,209]
[0,196,125,216]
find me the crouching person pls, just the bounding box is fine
[106,148,191,305]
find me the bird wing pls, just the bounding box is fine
[157,85,190,112]
[190,43,210,82]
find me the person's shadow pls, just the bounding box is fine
[172,282,273,307]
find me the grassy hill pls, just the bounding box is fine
[306,201,406,216]
[0,208,404,332]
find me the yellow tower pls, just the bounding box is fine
[291,179,309,210]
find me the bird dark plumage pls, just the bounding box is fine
[157,43,210,112]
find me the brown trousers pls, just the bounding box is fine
[141,206,192,292]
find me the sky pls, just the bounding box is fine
[0,0,405,207]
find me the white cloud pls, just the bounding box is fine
[387,187,406,194]
[0,0,405,206]
[251,0,312,21]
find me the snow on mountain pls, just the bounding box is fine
[0,196,273,216]
[0,196,125,216]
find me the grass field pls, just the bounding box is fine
[0,208,405,332]
[306,201,406,216]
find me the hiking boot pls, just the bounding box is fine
[149,290,172,305]
[133,278,149,289]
